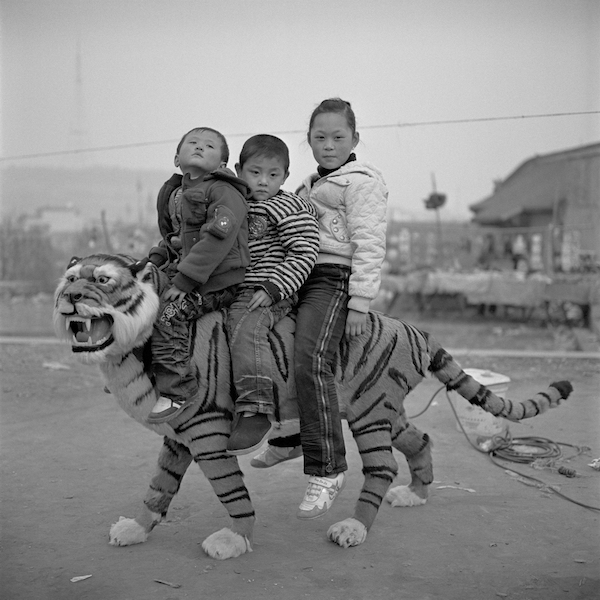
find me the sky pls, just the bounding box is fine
[1,0,599,220]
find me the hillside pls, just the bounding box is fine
[0,165,171,223]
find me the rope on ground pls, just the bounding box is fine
[410,385,600,512]
[407,385,447,418]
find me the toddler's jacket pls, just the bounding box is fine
[150,168,251,295]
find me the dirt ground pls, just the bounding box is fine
[1,299,599,600]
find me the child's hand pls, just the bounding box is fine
[164,285,187,302]
[345,309,367,337]
[248,290,273,311]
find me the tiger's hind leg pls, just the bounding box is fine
[385,420,433,508]
[110,436,193,546]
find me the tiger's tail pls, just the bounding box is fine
[426,339,573,421]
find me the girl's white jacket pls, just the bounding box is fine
[297,160,388,314]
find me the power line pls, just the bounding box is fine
[1,110,598,163]
[370,110,600,129]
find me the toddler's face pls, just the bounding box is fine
[237,155,288,201]
[308,112,358,171]
[177,131,225,176]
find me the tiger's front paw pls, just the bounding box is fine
[328,518,367,548]
[385,485,428,507]
[201,527,252,560]
[109,516,149,546]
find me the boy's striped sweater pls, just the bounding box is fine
[242,189,319,303]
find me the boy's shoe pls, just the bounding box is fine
[250,444,303,468]
[147,396,186,424]
[297,472,346,520]
[227,413,273,455]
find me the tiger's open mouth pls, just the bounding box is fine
[64,315,114,352]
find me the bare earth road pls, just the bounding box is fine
[1,303,599,600]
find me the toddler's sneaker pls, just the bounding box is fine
[250,444,303,468]
[147,396,185,424]
[297,472,346,520]
[227,413,272,455]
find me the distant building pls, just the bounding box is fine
[385,217,474,272]
[22,205,94,255]
[1,165,166,227]
[25,205,85,234]
[469,142,600,273]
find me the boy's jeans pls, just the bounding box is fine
[294,264,350,477]
[227,288,295,416]
[151,284,238,403]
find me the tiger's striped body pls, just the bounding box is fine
[53,254,572,557]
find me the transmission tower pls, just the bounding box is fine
[69,39,90,166]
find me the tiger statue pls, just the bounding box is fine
[53,253,572,560]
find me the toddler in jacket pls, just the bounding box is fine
[147,127,250,424]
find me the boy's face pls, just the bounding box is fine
[175,130,226,177]
[236,155,289,201]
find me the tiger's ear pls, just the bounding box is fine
[129,257,149,276]
[67,256,81,269]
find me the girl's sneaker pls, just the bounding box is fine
[250,444,303,468]
[297,472,346,519]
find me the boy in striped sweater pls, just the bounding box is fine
[226,135,319,455]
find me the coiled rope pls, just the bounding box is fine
[410,385,600,512]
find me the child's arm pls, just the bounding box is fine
[257,195,319,303]
[149,176,184,267]
[148,243,168,267]
[345,309,367,337]
[344,176,388,314]
[246,289,272,311]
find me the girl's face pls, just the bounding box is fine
[308,112,359,171]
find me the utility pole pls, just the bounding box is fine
[424,173,446,267]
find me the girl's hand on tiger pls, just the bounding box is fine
[345,309,367,337]
[247,289,273,311]
[164,285,187,302]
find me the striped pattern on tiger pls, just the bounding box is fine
[53,253,573,557]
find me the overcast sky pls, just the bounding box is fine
[2,0,599,219]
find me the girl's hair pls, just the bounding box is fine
[176,127,230,163]
[239,134,290,172]
[307,98,357,138]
